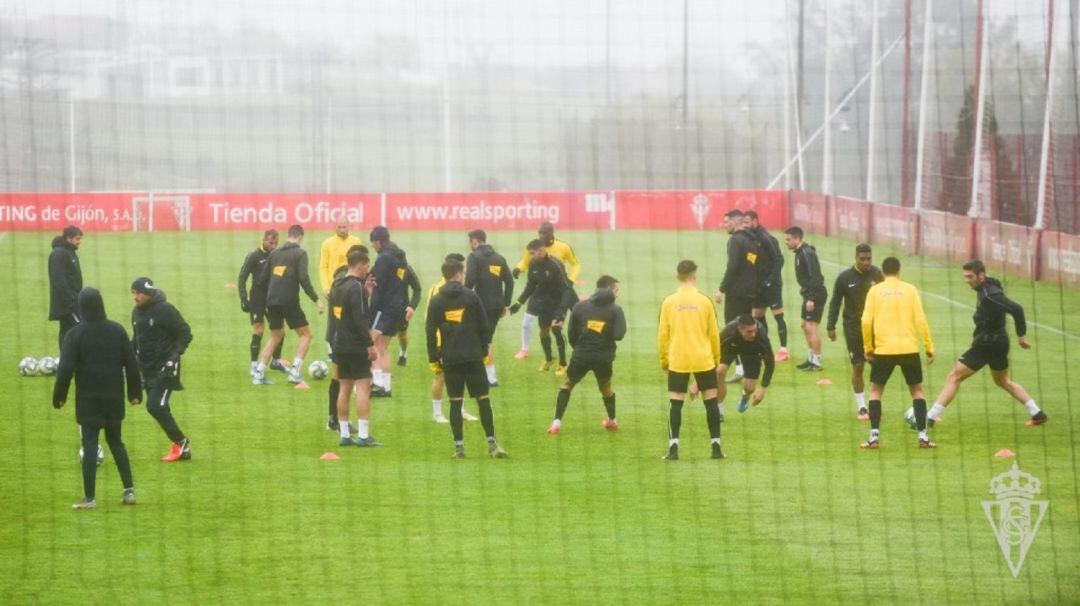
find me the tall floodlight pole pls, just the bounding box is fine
[866,0,881,201]
[822,0,833,195]
[1034,0,1056,229]
[442,4,453,192]
[968,2,990,218]
[913,0,935,210]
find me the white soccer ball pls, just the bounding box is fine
[78,445,106,467]
[38,356,58,376]
[903,407,918,430]
[19,356,38,376]
[308,360,329,380]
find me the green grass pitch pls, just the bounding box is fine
[0,228,1077,604]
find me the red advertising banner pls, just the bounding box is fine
[788,191,829,235]
[616,190,787,231]
[0,193,142,232]
[868,202,918,253]
[975,219,1038,280]
[828,195,872,242]
[1038,230,1080,287]
[383,192,615,231]
[918,210,975,264]
[186,193,379,231]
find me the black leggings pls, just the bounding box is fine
[146,384,186,444]
[80,423,133,500]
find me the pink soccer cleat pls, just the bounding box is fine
[513,349,530,361]
[602,418,619,432]
[774,349,790,362]
[547,422,561,435]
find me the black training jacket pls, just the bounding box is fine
[426,281,490,367]
[404,265,422,310]
[517,255,576,318]
[972,276,1027,342]
[369,241,409,313]
[325,268,350,344]
[719,319,776,387]
[48,236,83,320]
[567,288,626,363]
[238,246,273,308]
[792,243,827,298]
[264,242,320,307]
[333,275,376,355]
[53,288,142,427]
[465,244,515,312]
[827,265,884,332]
[131,289,193,390]
[720,229,762,299]
[751,226,784,286]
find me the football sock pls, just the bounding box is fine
[775,313,788,348]
[555,388,571,420]
[868,400,882,431]
[486,363,497,383]
[272,338,284,360]
[855,392,866,410]
[292,356,303,372]
[1025,399,1041,415]
[540,335,553,362]
[255,362,266,375]
[913,398,928,431]
[384,373,392,391]
[553,328,567,365]
[328,379,340,419]
[358,420,370,440]
[704,398,721,440]
[399,347,407,358]
[338,421,351,439]
[551,418,562,428]
[669,400,684,440]
[432,399,443,417]
[249,334,262,362]
[870,428,880,440]
[477,398,496,439]
[928,402,945,419]
[373,369,384,389]
[522,313,536,350]
[602,394,616,420]
[918,430,929,441]
[449,400,464,442]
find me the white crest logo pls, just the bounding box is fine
[982,462,1048,577]
[690,194,711,229]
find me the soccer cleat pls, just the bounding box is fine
[371,385,392,398]
[795,360,812,370]
[857,408,870,421]
[160,442,183,462]
[338,436,356,447]
[269,359,289,373]
[798,363,822,372]
[462,410,478,421]
[774,349,790,362]
[918,438,937,449]
[122,488,136,506]
[489,380,499,388]
[927,417,938,428]
[547,422,561,435]
[179,438,191,460]
[249,362,258,377]
[711,442,726,459]
[356,436,383,447]
[433,414,449,424]
[454,444,466,459]
[1026,411,1048,427]
[725,373,743,384]
[397,354,407,367]
[252,375,272,385]
[326,417,340,431]
[737,395,750,413]
[663,444,679,461]
[513,349,530,360]
[287,371,303,384]
[487,442,508,458]
[555,365,568,376]
[602,418,619,432]
[72,498,96,510]
[538,360,553,372]
[859,439,880,449]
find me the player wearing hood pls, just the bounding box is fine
[465,229,514,386]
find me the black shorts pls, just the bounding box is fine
[667,368,718,394]
[371,308,403,335]
[444,361,490,399]
[721,351,761,380]
[336,352,372,380]
[536,306,565,329]
[566,357,613,385]
[869,353,923,386]
[248,294,268,325]
[397,319,409,333]
[801,295,826,323]
[844,330,866,365]
[758,282,783,310]
[526,297,543,317]
[959,338,1010,372]
[724,295,754,323]
[267,304,308,330]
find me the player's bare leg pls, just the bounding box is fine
[336,377,357,445]
[991,368,1045,426]
[253,327,286,384]
[353,378,381,446]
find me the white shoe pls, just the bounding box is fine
[433,414,449,424]
[462,411,479,421]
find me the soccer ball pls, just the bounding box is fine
[18,357,38,376]
[903,407,918,430]
[38,357,58,376]
[78,445,106,468]
[308,360,329,380]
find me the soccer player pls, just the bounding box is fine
[54,287,142,509]
[720,314,776,416]
[926,259,1046,430]
[745,210,788,361]
[48,225,84,352]
[427,257,508,459]
[547,275,626,435]
[395,264,422,367]
[465,229,514,386]
[659,260,724,461]
[427,253,478,423]
[325,244,370,431]
[860,257,935,449]
[130,277,194,462]
[319,216,363,298]
[368,226,413,397]
[715,209,761,382]
[253,225,324,386]
[784,226,828,371]
[827,243,884,420]
[512,221,581,360]
[510,239,578,375]
[238,229,287,375]
[332,249,382,447]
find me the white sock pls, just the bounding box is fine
[338,421,351,439]
[735,363,744,376]
[454,440,464,446]
[918,430,928,441]
[855,392,866,410]
[383,373,392,391]
[779,346,788,353]
[870,429,880,440]
[669,438,680,446]
[929,403,946,419]
[432,399,443,417]
[552,419,562,428]
[399,349,407,358]
[292,357,303,371]
[1024,399,1041,415]
[711,437,721,445]
[250,361,257,370]
[486,364,497,382]
[717,404,725,417]
[358,420,370,439]
[522,313,536,350]
[372,369,384,388]
[256,362,266,374]
[812,352,822,365]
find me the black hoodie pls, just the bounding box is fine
[48,235,83,320]
[325,266,350,344]
[53,288,142,426]
[720,229,762,299]
[972,276,1027,342]
[131,288,193,390]
[465,244,514,312]
[264,241,320,307]
[369,241,409,313]
[332,274,376,355]
[792,242,827,298]
[426,281,490,367]
[517,255,576,318]
[567,288,626,363]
